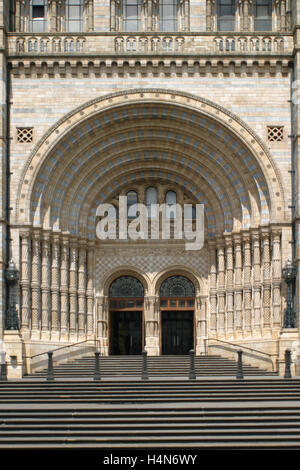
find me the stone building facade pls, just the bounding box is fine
[0,0,300,377]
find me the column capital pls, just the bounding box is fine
[224,233,233,246]
[51,232,61,244]
[260,227,270,239]
[233,233,242,245]
[250,228,260,241]
[242,230,251,243]
[20,227,32,239]
[270,226,282,239]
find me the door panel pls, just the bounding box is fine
[162,311,194,355]
[111,311,142,355]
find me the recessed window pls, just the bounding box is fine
[123,0,142,32]
[127,190,138,218]
[217,0,235,31]
[254,0,272,31]
[30,0,47,33]
[159,0,177,32]
[66,0,84,32]
[146,187,158,218]
[165,190,177,219]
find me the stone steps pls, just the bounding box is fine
[29,354,276,378]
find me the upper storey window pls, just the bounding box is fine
[159,0,177,32]
[66,0,84,32]
[123,0,142,32]
[30,0,47,32]
[254,0,272,31]
[217,0,235,31]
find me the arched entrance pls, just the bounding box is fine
[160,276,195,355]
[109,276,144,355]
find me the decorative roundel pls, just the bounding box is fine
[109,276,144,298]
[160,276,195,297]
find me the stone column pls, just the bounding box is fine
[179,0,189,31]
[41,231,51,336]
[97,295,108,354]
[243,231,252,333]
[60,235,69,337]
[144,295,160,355]
[225,235,234,335]
[50,234,60,339]
[86,241,95,336]
[15,0,21,32]
[20,230,31,333]
[77,240,87,337]
[147,0,153,31]
[252,229,262,332]
[69,238,78,339]
[280,0,287,31]
[242,0,251,31]
[272,228,282,327]
[217,239,225,335]
[206,0,215,31]
[208,241,217,335]
[233,234,243,333]
[110,0,119,31]
[31,230,41,338]
[261,228,271,330]
[49,0,57,32]
[84,0,93,31]
[196,295,207,354]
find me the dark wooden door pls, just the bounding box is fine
[111,311,142,355]
[162,311,194,355]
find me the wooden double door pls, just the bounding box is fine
[161,311,194,355]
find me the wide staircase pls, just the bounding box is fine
[28,354,276,378]
[1,354,300,449]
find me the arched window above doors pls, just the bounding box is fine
[109,275,144,298]
[160,275,195,297]
[127,190,138,219]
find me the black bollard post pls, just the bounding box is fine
[46,351,55,381]
[141,350,148,380]
[0,351,6,381]
[236,350,244,379]
[189,349,196,380]
[94,351,101,381]
[284,349,292,379]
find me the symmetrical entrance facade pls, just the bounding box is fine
[2,1,300,378]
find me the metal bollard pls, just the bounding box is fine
[189,349,196,380]
[236,350,244,380]
[0,351,6,381]
[284,349,292,379]
[46,351,55,381]
[141,350,148,380]
[94,351,101,381]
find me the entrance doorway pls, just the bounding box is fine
[160,276,195,355]
[162,311,193,355]
[109,276,144,355]
[111,311,142,355]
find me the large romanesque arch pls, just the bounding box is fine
[14,89,286,357]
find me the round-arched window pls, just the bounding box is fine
[160,275,195,297]
[165,190,177,219]
[109,276,144,298]
[127,191,138,219]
